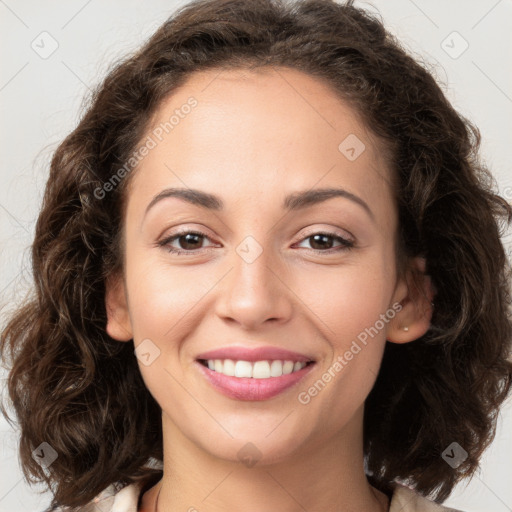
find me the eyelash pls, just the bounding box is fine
[158,229,355,256]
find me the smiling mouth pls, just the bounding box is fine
[197,358,315,379]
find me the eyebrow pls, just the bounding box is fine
[144,186,374,220]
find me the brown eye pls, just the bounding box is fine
[174,232,204,250]
[159,230,214,255]
[295,232,354,253]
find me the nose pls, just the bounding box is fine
[214,239,293,330]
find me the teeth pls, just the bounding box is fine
[204,359,308,378]
[223,359,235,376]
[235,360,253,378]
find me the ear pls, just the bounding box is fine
[386,256,436,344]
[105,272,133,342]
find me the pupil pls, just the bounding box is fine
[181,233,201,250]
[311,234,332,250]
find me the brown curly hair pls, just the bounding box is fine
[1,0,511,508]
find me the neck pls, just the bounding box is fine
[144,405,389,512]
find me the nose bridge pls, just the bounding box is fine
[235,233,273,288]
[216,231,292,327]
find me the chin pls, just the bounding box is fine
[190,427,308,468]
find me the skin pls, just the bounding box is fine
[106,66,434,512]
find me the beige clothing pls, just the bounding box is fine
[45,480,465,511]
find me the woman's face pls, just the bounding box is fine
[107,66,430,465]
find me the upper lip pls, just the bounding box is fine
[196,346,314,363]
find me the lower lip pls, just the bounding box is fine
[195,361,316,401]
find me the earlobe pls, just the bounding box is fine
[387,256,436,344]
[105,273,133,342]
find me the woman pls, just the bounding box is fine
[2,0,511,510]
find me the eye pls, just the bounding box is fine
[158,230,215,255]
[158,229,355,256]
[294,231,354,253]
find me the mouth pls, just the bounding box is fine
[195,356,316,401]
[197,358,315,378]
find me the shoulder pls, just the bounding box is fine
[390,482,466,512]
[42,481,145,512]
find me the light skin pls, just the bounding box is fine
[105,66,434,512]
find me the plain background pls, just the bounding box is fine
[1,0,511,511]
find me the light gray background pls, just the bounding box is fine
[1,1,511,511]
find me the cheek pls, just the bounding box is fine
[292,266,393,432]
[293,256,394,349]
[125,256,210,339]
[125,259,207,409]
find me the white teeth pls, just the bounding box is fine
[253,361,270,379]
[223,359,236,376]
[270,360,282,377]
[234,360,253,378]
[282,361,295,374]
[203,359,309,378]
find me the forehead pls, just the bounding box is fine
[128,66,394,221]
[147,65,379,157]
